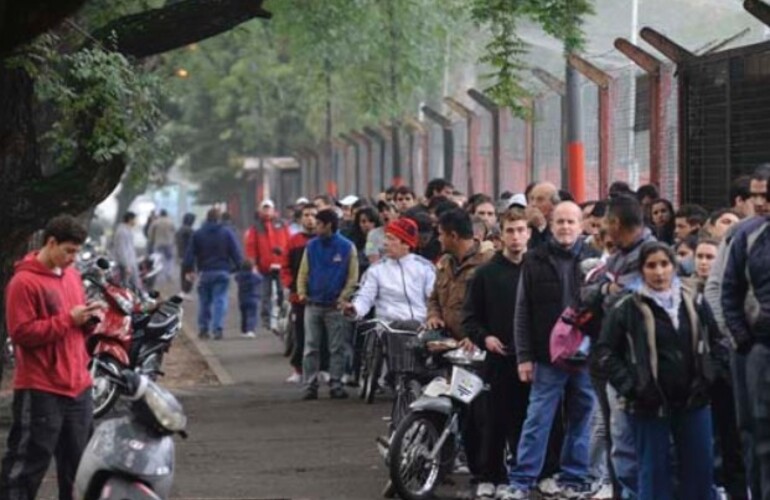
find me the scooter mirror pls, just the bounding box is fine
[96,258,111,270]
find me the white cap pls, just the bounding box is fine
[295,197,310,206]
[340,195,359,206]
[507,193,527,209]
[260,199,275,208]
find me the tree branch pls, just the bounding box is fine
[91,0,272,59]
[0,0,88,57]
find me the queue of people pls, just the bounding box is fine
[271,164,769,500]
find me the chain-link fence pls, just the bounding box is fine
[296,59,684,205]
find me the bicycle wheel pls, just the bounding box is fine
[364,335,384,405]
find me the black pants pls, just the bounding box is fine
[290,303,306,371]
[180,265,193,294]
[0,389,93,500]
[711,372,748,499]
[479,356,531,484]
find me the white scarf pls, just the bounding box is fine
[641,277,682,330]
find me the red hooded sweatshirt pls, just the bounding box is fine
[5,252,91,397]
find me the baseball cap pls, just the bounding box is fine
[340,195,359,206]
[260,199,275,208]
[507,193,527,209]
[295,197,310,206]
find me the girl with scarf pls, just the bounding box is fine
[594,241,715,500]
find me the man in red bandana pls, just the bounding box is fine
[343,218,436,323]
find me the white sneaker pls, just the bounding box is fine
[537,478,561,498]
[476,482,495,499]
[286,372,301,383]
[497,487,530,500]
[495,485,511,499]
[590,483,613,500]
[319,371,331,383]
[241,331,256,338]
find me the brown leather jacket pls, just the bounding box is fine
[428,243,494,339]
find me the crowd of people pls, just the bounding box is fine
[219,166,767,500]
[4,163,766,500]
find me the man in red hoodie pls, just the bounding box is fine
[281,203,317,382]
[0,215,102,500]
[244,199,290,329]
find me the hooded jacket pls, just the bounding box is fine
[183,220,243,273]
[5,253,91,398]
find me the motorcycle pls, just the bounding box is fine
[75,371,187,500]
[84,258,183,418]
[388,337,486,500]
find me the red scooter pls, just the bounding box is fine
[83,258,183,418]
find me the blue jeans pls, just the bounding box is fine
[509,363,595,490]
[303,305,348,391]
[631,406,714,500]
[743,343,770,500]
[197,271,230,335]
[608,384,638,498]
[239,301,259,333]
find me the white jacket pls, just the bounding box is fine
[352,253,436,323]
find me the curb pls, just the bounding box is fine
[181,322,235,387]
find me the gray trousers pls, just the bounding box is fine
[303,305,348,391]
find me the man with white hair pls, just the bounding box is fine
[527,182,561,249]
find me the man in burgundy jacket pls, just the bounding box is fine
[281,203,317,382]
[244,199,290,329]
[0,215,103,500]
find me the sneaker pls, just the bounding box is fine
[476,482,496,499]
[453,454,470,475]
[329,388,349,399]
[241,331,256,339]
[495,484,510,499]
[286,372,302,384]
[536,478,562,498]
[301,390,318,401]
[319,371,331,384]
[590,483,613,500]
[198,331,210,340]
[559,481,593,500]
[213,330,223,340]
[341,373,355,386]
[497,487,530,500]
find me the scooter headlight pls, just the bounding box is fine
[142,380,187,433]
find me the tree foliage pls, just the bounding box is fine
[470,0,594,113]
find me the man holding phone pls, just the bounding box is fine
[0,215,103,500]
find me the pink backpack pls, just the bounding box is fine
[549,307,589,371]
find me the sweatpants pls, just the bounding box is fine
[0,388,93,500]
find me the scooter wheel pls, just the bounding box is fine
[91,356,122,419]
[389,412,450,500]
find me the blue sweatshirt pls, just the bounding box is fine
[184,221,243,273]
[235,270,263,305]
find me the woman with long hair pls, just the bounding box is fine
[350,206,380,274]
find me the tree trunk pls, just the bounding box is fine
[0,0,89,56]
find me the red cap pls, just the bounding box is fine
[386,218,419,249]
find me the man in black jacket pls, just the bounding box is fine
[506,201,597,500]
[463,208,531,499]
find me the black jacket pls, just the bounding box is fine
[514,238,597,365]
[595,283,713,416]
[462,252,524,357]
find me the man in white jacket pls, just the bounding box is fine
[343,218,435,323]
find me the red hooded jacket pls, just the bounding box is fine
[243,217,290,275]
[5,252,91,398]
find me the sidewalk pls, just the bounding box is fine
[170,286,399,500]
